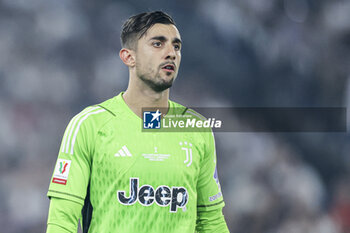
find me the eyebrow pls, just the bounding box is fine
[149,36,182,45]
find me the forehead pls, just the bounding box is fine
[142,23,181,40]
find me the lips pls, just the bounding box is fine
[161,63,175,72]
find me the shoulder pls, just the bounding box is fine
[60,104,113,155]
[67,97,117,133]
[169,99,206,121]
[169,99,212,142]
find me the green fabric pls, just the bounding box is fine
[196,208,230,232]
[47,197,82,233]
[46,224,71,233]
[47,92,226,232]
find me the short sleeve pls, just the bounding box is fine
[197,131,225,212]
[47,107,101,205]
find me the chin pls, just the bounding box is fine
[164,73,177,82]
[152,80,174,92]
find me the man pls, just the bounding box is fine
[46,11,229,232]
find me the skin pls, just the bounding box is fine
[120,23,182,118]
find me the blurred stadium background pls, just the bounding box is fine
[1,0,350,232]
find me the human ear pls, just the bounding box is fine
[119,48,135,67]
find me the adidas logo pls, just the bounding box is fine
[115,145,132,157]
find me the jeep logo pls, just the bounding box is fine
[117,178,188,213]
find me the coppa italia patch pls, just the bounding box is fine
[52,159,71,185]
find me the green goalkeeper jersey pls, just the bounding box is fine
[47,92,225,233]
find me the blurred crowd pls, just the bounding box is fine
[0,0,349,232]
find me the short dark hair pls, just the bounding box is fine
[121,11,176,49]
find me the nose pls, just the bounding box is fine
[165,44,176,60]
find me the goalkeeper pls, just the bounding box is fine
[46,11,229,233]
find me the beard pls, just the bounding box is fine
[136,65,175,92]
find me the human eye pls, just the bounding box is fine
[152,41,162,47]
[174,44,181,51]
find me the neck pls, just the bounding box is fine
[123,79,170,118]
